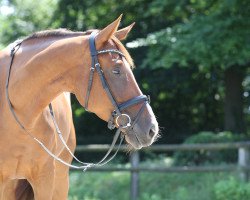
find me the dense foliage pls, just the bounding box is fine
[145,0,250,70]
[144,0,250,133]
[0,0,249,144]
[0,0,57,45]
[173,131,248,166]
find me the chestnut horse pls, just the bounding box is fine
[0,16,159,199]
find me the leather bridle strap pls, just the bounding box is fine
[48,103,124,170]
[119,95,150,111]
[84,32,122,114]
[5,42,23,129]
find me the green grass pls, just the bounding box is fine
[68,156,250,200]
[69,170,238,200]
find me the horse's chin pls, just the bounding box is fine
[126,141,143,150]
[124,130,153,150]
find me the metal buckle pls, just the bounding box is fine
[95,63,101,68]
[108,111,117,130]
[115,114,131,129]
[147,95,151,104]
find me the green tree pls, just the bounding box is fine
[1,0,242,144]
[145,0,250,133]
[0,0,57,47]
[52,0,226,143]
[53,0,225,142]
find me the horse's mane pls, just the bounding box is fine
[23,28,94,41]
[21,28,134,67]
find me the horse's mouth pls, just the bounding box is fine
[121,121,159,150]
[123,130,154,150]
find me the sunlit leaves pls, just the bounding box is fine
[0,0,58,47]
[145,0,250,70]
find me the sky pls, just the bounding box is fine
[0,0,14,16]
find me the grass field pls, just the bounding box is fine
[68,155,250,200]
[68,170,242,200]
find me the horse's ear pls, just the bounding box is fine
[115,22,135,41]
[95,15,122,49]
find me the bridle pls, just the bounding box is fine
[5,31,150,171]
[85,31,149,130]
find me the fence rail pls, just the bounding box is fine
[72,165,250,173]
[75,141,250,152]
[73,142,250,200]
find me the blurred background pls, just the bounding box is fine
[1,0,250,200]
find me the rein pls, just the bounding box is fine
[5,32,150,171]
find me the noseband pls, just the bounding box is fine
[6,31,150,171]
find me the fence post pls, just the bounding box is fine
[130,151,139,200]
[238,147,250,181]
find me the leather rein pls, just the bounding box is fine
[5,31,150,171]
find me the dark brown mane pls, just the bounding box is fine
[23,29,95,41]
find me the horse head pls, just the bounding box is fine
[75,15,159,149]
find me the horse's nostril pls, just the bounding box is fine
[149,125,156,138]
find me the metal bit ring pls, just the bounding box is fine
[115,114,131,129]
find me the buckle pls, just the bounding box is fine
[108,120,115,130]
[107,111,117,130]
[147,95,151,104]
[10,48,15,56]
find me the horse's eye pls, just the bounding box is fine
[112,69,120,75]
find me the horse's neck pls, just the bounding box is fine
[8,37,88,127]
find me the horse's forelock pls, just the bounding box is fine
[112,36,134,68]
